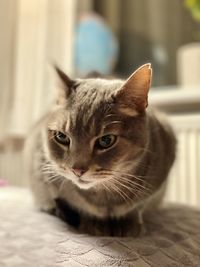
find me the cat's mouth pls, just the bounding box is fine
[60,168,104,189]
[78,178,91,185]
[64,172,97,189]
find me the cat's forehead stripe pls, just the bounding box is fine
[118,107,138,117]
[65,118,70,133]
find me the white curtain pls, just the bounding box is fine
[0,0,76,142]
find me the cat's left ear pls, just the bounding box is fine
[54,65,75,104]
[115,63,152,114]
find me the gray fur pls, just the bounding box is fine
[24,64,176,236]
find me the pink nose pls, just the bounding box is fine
[72,168,87,177]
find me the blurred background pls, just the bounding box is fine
[0,0,200,206]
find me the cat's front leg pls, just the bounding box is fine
[126,209,147,237]
[54,198,81,228]
[30,176,56,214]
[108,210,146,237]
[79,212,146,237]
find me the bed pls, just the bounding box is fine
[1,187,200,267]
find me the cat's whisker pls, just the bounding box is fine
[107,177,133,203]
[101,181,115,199]
[111,183,130,203]
[42,170,56,174]
[97,168,154,198]
[112,178,138,199]
[113,176,147,200]
[42,172,60,178]
[91,172,113,178]
[119,179,152,198]
[58,179,66,192]
[104,168,151,184]
[96,169,152,195]
[103,168,146,179]
[40,163,62,178]
[101,182,110,192]
[106,172,153,199]
[118,176,153,192]
[40,165,56,173]
[45,173,60,180]
[105,178,126,201]
[45,175,62,184]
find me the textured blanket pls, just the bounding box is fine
[0,187,200,267]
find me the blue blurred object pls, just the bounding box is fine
[75,13,119,76]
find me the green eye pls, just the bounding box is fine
[54,131,70,145]
[96,134,117,150]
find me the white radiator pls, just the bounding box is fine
[165,114,200,206]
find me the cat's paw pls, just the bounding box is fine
[79,217,144,237]
[109,219,147,237]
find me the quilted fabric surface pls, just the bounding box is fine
[0,187,200,267]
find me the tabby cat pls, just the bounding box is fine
[25,64,176,236]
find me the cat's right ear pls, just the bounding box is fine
[54,65,74,105]
[114,64,152,114]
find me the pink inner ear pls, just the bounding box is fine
[117,64,152,112]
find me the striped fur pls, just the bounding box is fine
[24,64,176,236]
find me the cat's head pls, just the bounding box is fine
[44,64,152,192]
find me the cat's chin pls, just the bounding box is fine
[60,171,102,190]
[73,179,96,190]
[63,174,97,190]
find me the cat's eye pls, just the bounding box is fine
[54,131,70,145]
[95,134,117,150]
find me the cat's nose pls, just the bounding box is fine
[72,168,87,177]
